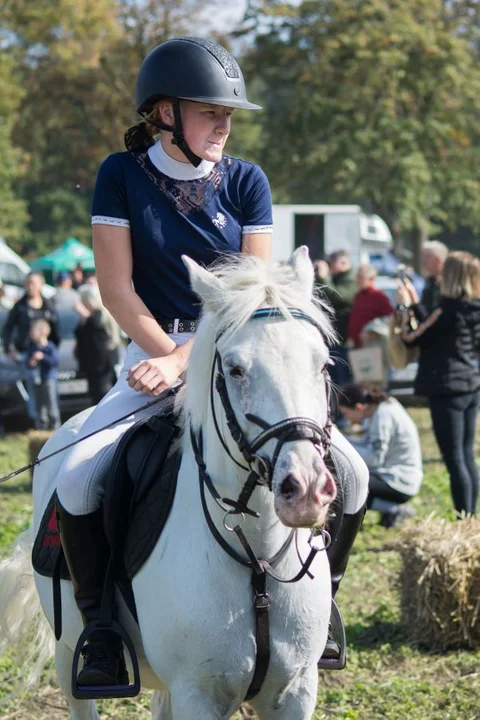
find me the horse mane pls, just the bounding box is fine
[178,254,335,431]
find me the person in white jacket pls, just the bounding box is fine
[339,383,423,527]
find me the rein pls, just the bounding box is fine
[190,307,333,701]
[0,394,172,485]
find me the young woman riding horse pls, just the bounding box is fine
[54,37,367,692]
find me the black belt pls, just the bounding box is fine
[157,318,198,334]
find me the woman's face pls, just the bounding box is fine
[339,405,365,424]
[160,100,234,162]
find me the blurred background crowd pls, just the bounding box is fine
[0,260,123,435]
[316,241,480,526]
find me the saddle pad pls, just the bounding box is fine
[32,411,182,597]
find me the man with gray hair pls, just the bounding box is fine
[420,240,448,313]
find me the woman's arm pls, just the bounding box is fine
[241,233,272,261]
[348,410,391,469]
[401,307,444,347]
[93,225,190,394]
[93,225,176,357]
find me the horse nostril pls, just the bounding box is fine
[280,474,299,501]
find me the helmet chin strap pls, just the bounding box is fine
[171,99,203,167]
[143,99,203,168]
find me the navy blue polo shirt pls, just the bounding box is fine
[91,148,273,320]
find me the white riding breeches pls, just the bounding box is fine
[56,336,193,516]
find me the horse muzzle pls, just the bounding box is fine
[273,452,337,528]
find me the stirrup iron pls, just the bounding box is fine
[317,599,347,671]
[72,619,141,700]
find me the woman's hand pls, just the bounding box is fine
[127,351,183,396]
[396,278,419,306]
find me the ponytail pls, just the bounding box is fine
[124,122,155,152]
[365,387,389,405]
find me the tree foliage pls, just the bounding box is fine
[0,50,29,246]
[2,0,480,261]
[0,0,225,255]
[238,0,480,258]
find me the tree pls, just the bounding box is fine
[0,51,29,247]
[1,0,226,255]
[239,0,480,265]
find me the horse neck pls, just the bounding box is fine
[180,416,292,561]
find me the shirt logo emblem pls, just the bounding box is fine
[212,212,227,229]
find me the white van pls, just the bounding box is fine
[0,238,54,304]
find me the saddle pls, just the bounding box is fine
[32,408,182,621]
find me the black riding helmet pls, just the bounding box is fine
[126,37,261,167]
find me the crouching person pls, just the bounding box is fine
[339,383,422,528]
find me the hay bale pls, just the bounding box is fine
[398,516,480,650]
[28,431,54,478]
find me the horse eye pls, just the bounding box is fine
[229,366,246,380]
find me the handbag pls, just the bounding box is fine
[387,309,420,369]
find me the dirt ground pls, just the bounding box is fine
[1,682,257,719]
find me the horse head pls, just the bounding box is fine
[183,247,338,530]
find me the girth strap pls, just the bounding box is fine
[245,570,270,701]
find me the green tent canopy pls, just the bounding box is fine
[30,237,95,274]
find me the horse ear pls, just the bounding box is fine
[182,255,225,311]
[288,246,314,296]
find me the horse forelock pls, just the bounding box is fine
[181,255,335,432]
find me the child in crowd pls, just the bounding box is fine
[26,319,61,430]
[339,383,422,527]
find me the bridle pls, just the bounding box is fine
[189,307,334,701]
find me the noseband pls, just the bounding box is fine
[189,307,334,701]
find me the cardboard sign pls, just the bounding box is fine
[348,346,384,383]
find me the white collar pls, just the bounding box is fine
[147,139,215,180]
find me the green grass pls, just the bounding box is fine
[0,412,479,719]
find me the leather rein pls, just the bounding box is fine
[190,307,333,702]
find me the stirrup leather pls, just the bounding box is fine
[317,599,347,671]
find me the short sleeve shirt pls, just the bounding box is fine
[91,150,273,319]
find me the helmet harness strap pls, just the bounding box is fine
[171,99,203,167]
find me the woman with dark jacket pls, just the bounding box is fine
[2,271,60,425]
[398,251,480,516]
[75,286,121,404]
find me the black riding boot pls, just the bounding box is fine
[319,503,367,668]
[56,500,128,687]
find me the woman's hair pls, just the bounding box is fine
[79,287,120,350]
[124,101,169,152]
[338,383,389,408]
[440,251,480,301]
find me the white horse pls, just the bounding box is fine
[1,248,339,719]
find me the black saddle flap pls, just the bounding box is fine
[103,411,180,565]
